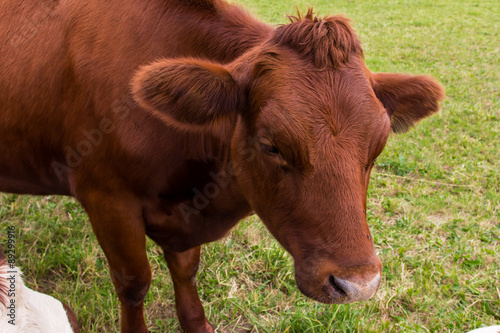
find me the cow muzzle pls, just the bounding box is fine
[324,272,381,303]
[294,257,382,304]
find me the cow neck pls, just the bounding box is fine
[159,1,273,64]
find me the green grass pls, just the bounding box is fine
[1,0,499,332]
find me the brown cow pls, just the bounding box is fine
[0,0,444,332]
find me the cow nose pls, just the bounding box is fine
[326,272,381,303]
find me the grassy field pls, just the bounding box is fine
[1,0,499,332]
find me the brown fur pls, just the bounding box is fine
[132,58,242,132]
[0,1,445,332]
[371,72,445,132]
[62,302,81,333]
[273,9,363,70]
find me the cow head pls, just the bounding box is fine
[132,12,444,304]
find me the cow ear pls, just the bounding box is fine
[370,72,445,133]
[132,58,241,131]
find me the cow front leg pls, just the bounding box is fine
[82,194,151,333]
[164,247,214,333]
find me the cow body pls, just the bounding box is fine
[0,1,268,248]
[0,1,444,332]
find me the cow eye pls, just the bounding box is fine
[261,143,280,156]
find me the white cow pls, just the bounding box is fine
[468,326,500,333]
[0,256,78,332]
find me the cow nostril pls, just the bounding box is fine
[332,273,382,303]
[328,275,339,289]
[329,275,346,293]
[326,275,347,300]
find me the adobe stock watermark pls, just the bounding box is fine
[7,0,58,49]
[49,86,295,224]
[177,163,235,223]
[51,94,135,182]
[3,226,18,326]
[176,114,293,225]
[111,267,136,294]
[177,135,264,224]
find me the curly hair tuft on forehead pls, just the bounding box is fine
[272,8,363,70]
